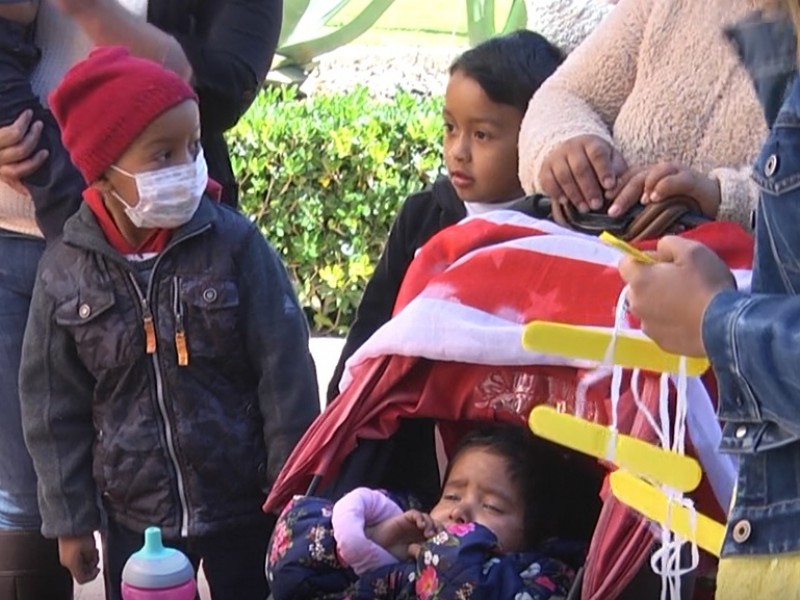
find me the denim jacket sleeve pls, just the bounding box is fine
[703,289,800,448]
[236,228,320,487]
[18,253,100,538]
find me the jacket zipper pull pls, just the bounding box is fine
[175,316,189,367]
[142,302,157,355]
[173,277,189,367]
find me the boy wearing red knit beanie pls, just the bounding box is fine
[17,46,320,600]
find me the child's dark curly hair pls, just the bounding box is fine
[449,30,564,114]
[446,422,602,549]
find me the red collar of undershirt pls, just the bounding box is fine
[83,187,172,255]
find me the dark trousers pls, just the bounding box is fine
[103,518,272,600]
[0,530,72,600]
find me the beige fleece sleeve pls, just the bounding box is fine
[710,166,759,231]
[518,0,653,194]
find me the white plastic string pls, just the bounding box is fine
[647,357,699,599]
[607,287,700,600]
[631,368,668,449]
[604,284,632,461]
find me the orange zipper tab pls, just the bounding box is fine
[143,315,157,354]
[175,330,189,366]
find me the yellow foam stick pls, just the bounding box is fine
[599,231,657,264]
[529,406,702,493]
[610,470,726,557]
[522,321,710,376]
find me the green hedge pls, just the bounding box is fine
[228,86,444,334]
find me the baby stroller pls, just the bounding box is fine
[265,209,754,599]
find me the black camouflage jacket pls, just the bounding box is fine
[20,198,320,539]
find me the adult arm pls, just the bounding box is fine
[155,0,282,132]
[710,166,759,229]
[57,0,281,152]
[237,226,320,486]
[518,0,652,194]
[52,0,193,80]
[19,259,100,538]
[703,290,800,441]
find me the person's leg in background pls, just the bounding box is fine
[0,230,72,600]
[193,517,274,600]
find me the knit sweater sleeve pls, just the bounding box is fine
[525,0,614,55]
[710,165,759,230]
[518,0,652,194]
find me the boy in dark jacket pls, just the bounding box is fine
[327,31,563,401]
[19,46,319,600]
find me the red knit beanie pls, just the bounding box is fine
[50,46,197,183]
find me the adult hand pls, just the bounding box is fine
[619,236,735,357]
[0,110,47,186]
[58,534,100,584]
[538,135,628,214]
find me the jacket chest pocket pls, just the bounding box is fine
[752,121,800,290]
[178,278,241,359]
[54,288,139,371]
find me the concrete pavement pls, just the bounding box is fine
[74,336,345,599]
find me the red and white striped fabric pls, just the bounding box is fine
[266,211,754,599]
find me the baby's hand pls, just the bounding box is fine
[365,510,443,560]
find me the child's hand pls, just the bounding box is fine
[365,510,443,561]
[58,534,100,584]
[619,236,735,357]
[640,162,721,217]
[607,162,721,218]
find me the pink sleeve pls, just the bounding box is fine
[331,487,403,575]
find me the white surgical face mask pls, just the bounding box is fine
[111,148,208,229]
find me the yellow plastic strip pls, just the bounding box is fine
[529,406,702,492]
[599,231,657,264]
[522,321,710,376]
[610,471,725,557]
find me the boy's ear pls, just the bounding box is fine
[92,175,112,195]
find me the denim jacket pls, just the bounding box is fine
[702,14,800,556]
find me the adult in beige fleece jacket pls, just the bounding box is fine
[518,0,770,230]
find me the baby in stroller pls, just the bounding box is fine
[267,424,587,599]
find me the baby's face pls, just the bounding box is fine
[429,448,525,552]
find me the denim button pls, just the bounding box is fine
[732,519,751,543]
[202,288,218,303]
[765,154,778,176]
[735,425,748,439]
[78,303,91,319]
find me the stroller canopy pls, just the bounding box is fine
[266,212,754,599]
